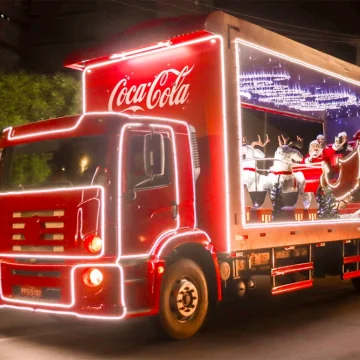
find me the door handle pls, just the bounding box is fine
[171,201,178,220]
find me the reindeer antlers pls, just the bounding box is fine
[278,135,289,146]
[289,135,304,149]
[278,135,303,148]
[251,134,270,148]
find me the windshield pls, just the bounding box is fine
[0,135,108,191]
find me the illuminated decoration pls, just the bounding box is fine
[237,38,360,90]
[316,186,340,219]
[116,122,180,261]
[83,34,230,254]
[109,41,170,59]
[259,90,358,112]
[0,263,126,319]
[240,72,290,92]
[240,70,359,112]
[321,145,360,202]
[236,38,360,229]
[156,230,212,258]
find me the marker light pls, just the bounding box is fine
[85,235,103,253]
[83,268,103,287]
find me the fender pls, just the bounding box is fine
[151,229,222,301]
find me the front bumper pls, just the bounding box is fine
[0,260,126,319]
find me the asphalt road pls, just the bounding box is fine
[1,276,360,360]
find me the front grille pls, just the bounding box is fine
[10,209,66,253]
[13,210,65,218]
[12,245,64,252]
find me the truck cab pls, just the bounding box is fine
[0,114,207,325]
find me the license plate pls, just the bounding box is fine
[20,287,42,298]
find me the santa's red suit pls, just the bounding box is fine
[302,140,324,164]
[302,152,324,164]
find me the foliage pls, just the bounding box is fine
[316,186,340,219]
[270,175,283,221]
[0,71,81,129]
[0,70,81,188]
[10,153,53,188]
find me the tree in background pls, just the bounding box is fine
[0,71,81,129]
[0,71,81,188]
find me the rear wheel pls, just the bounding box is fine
[159,258,208,339]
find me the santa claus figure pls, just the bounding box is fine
[303,140,324,164]
[332,131,354,155]
[242,134,270,192]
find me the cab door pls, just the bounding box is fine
[120,124,178,255]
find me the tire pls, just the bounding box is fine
[351,277,360,291]
[159,258,209,340]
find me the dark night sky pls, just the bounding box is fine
[213,0,360,63]
[19,0,360,71]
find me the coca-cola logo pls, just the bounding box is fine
[108,65,194,113]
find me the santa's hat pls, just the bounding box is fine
[338,131,347,138]
[310,140,320,146]
[316,134,324,140]
[353,130,360,140]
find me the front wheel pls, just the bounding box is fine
[159,258,209,340]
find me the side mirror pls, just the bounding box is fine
[144,132,165,177]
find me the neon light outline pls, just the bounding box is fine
[322,145,360,201]
[1,112,199,261]
[109,41,170,59]
[82,35,223,114]
[116,123,181,261]
[0,263,126,319]
[0,186,105,259]
[236,38,360,230]
[156,230,212,258]
[186,124,198,228]
[236,38,360,87]
[81,35,231,253]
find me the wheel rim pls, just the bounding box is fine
[169,277,199,323]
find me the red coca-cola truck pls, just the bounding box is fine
[1,11,360,339]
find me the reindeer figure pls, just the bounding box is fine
[264,135,311,208]
[242,134,270,191]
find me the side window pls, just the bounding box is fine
[126,132,173,190]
